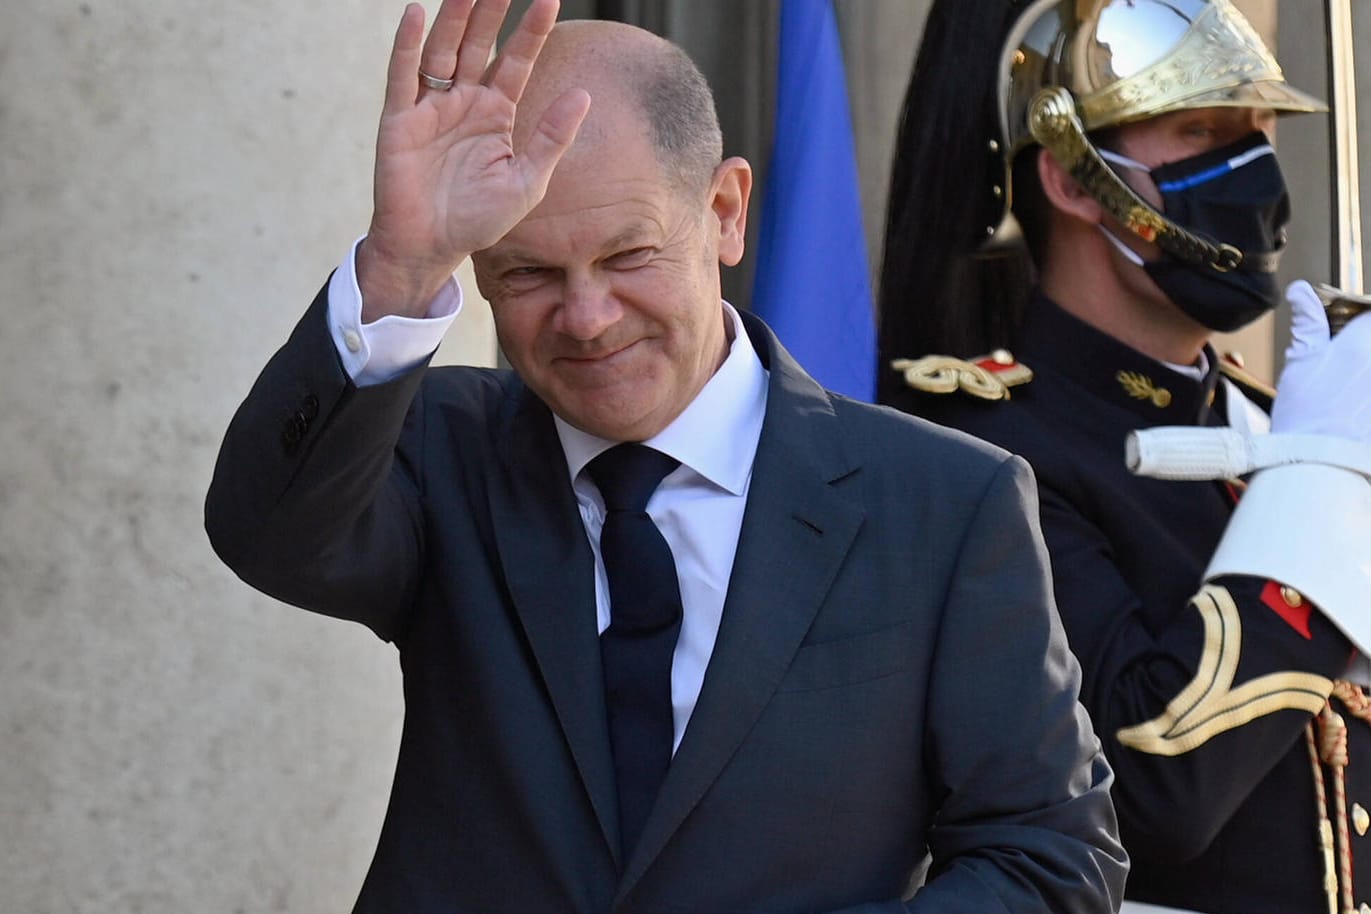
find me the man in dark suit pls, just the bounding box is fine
[205,0,1125,911]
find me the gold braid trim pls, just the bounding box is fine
[1218,358,1277,401]
[1316,704,1354,914]
[1117,585,1334,756]
[1332,680,1371,722]
[1321,681,1371,913]
[890,355,1031,402]
[1306,722,1339,914]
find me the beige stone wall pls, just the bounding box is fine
[837,0,928,279]
[1218,0,1370,382]
[1214,0,1279,380]
[0,3,492,911]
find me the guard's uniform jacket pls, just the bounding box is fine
[887,292,1371,914]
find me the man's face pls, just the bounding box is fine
[1099,105,1278,319]
[1109,106,1277,207]
[473,122,748,442]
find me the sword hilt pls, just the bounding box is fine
[1313,282,1371,336]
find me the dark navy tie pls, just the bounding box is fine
[587,443,683,859]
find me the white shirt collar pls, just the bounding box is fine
[1161,348,1210,382]
[554,301,769,496]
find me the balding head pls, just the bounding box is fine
[514,20,724,196]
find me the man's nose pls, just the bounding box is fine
[557,272,621,341]
[1250,107,1279,139]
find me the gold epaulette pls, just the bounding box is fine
[891,350,1033,402]
[1218,352,1277,400]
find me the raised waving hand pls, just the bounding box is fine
[357,0,590,320]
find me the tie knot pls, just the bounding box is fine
[587,444,680,513]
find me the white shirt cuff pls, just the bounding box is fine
[326,236,463,386]
[1206,463,1371,652]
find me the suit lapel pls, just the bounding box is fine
[614,316,866,902]
[487,385,623,866]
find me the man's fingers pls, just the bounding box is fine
[384,4,427,113]
[1285,279,1330,359]
[419,0,476,84]
[517,88,591,190]
[454,0,514,85]
[483,0,559,101]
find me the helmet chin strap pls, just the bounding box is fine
[1091,150,1157,268]
[1028,87,1246,274]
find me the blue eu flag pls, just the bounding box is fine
[751,0,876,402]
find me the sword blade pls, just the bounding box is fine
[1327,0,1363,295]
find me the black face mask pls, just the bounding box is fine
[1102,131,1291,332]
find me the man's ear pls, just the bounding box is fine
[1036,147,1104,225]
[710,156,752,267]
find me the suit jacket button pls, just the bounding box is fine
[301,394,320,420]
[281,413,308,450]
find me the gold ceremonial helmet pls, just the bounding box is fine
[990,0,1325,269]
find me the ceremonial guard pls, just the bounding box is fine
[879,2,1371,913]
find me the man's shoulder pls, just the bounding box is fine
[416,364,527,416]
[828,392,1018,477]
[810,395,1042,537]
[881,353,1094,473]
[1216,352,1276,410]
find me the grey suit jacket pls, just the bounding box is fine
[205,284,1126,913]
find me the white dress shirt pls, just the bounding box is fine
[326,240,771,751]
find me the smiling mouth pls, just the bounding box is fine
[558,339,641,365]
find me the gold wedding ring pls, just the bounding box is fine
[419,69,455,91]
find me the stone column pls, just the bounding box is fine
[0,3,493,911]
[1278,0,1371,316]
[1226,0,1371,378]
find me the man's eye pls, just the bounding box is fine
[505,266,545,279]
[608,248,653,268]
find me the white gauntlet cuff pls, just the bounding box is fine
[1205,463,1371,653]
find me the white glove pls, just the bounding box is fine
[1126,282,1371,480]
[1203,280,1371,654]
[1270,279,1371,443]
